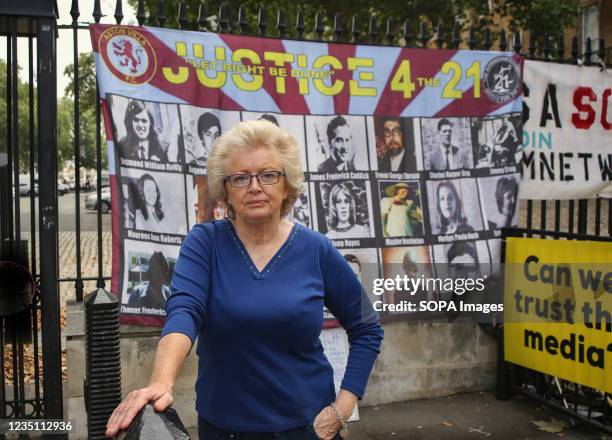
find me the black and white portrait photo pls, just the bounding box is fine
[421,117,473,170]
[433,240,493,310]
[478,175,519,229]
[472,113,521,168]
[121,169,188,235]
[432,240,490,281]
[378,181,424,238]
[306,115,369,172]
[426,179,484,235]
[287,187,312,229]
[312,180,374,239]
[122,241,179,311]
[242,112,307,169]
[108,95,181,163]
[371,116,417,172]
[178,106,241,167]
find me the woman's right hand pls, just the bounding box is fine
[105,383,174,437]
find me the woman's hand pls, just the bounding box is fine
[105,383,173,437]
[313,389,357,439]
[312,406,341,440]
[105,333,191,437]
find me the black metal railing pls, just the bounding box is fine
[0,7,65,434]
[1,0,610,435]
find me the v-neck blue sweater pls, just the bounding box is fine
[161,219,383,432]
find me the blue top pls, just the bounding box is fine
[161,219,384,432]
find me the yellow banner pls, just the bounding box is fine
[504,237,612,393]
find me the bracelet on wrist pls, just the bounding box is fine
[330,402,349,438]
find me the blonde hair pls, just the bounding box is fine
[207,119,304,218]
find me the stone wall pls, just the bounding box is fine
[65,300,200,440]
[362,321,497,405]
[65,301,497,439]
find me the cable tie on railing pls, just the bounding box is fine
[598,59,607,73]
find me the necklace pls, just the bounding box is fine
[333,224,354,233]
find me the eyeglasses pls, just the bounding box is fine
[450,264,479,275]
[225,171,285,188]
[383,128,402,138]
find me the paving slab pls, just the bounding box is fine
[357,392,610,440]
[186,391,610,440]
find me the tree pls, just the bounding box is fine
[63,53,107,170]
[128,0,488,41]
[64,52,97,107]
[57,97,75,168]
[127,0,577,45]
[0,60,87,176]
[0,53,108,177]
[0,60,37,174]
[495,0,580,41]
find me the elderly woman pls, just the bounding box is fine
[325,182,370,239]
[436,181,474,235]
[106,120,384,439]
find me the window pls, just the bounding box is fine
[581,4,600,59]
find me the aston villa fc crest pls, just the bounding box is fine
[99,27,157,85]
[483,56,521,104]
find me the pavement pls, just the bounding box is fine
[186,391,610,440]
[17,231,113,303]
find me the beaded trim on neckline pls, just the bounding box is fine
[223,219,300,280]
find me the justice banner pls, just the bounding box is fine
[504,237,612,393]
[90,24,523,326]
[520,60,612,199]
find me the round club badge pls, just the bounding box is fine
[482,56,520,104]
[98,27,157,85]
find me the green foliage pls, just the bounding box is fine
[57,97,74,168]
[495,0,579,39]
[128,0,490,41]
[63,53,107,170]
[127,0,577,44]
[64,53,98,107]
[0,60,37,174]
[0,54,106,175]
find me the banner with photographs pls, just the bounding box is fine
[520,61,612,199]
[91,24,523,326]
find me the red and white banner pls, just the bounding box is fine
[520,61,612,199]
[91,24,523,326]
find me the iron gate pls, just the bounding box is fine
[0,1,64,433]
[0,0,610,437]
